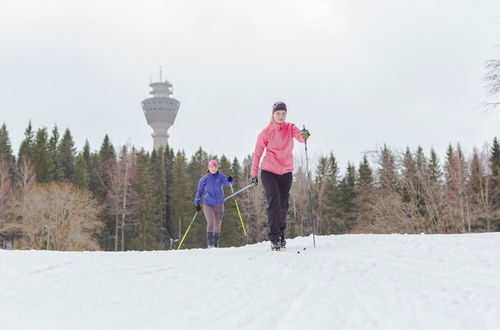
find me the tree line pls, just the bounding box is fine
[0,122,499,250]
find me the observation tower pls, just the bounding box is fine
[141,71,180,150]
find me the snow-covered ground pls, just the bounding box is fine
[1,233,499,330]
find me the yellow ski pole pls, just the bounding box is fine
[230,185,247,238]
[177,211,199,250]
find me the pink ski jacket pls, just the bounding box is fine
[251,122,306,177]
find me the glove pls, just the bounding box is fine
[301,128,311,140]
[227,175,233,183]
[249,176,258,186]
[195,204,201,212]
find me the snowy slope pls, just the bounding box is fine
[1,233,499,330]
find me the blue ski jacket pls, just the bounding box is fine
[194,172,232,207]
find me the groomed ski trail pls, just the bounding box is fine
[1,233,499,330]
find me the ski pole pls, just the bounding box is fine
[303,125,316,248]
[177,211,199,250]
[230,184,248,238]
[224,183,254,201]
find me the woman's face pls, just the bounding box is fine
[208,165,218,174]
[273,110,287,124]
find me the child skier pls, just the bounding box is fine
[194,160,233,248]
[249,101,310,250]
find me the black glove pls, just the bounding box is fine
[195,204,201,212]
[249,176,258,186]
[227,175,233,183]
[301,128,311,140]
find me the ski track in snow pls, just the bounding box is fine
[1,233,499,330]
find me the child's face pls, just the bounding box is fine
[273,110,287,124]
[208,165,218,174]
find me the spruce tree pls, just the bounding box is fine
[163,145,176,246]
[427,148,442,184]
[0,123,14,164]
[401,147,417,203]
[18,121,34,163]
[58,128,76,182]
[189,147,209,186]
[171,151,196,248]
[91,135,116,202]
[218,154,245,247]
[131,151,163,250]
[83,140,91,171]
[377,144,399,192]
[314,156,330,234]
[231,157,243,189]
[490,137,500,217]
[469,149,483,200]
[0,123,16,182]
[74,153,90,190]
[339,162,357,232]
[491,137,500,178]
[358,154,373,189]
[32,127,53,183]
[150,148,167,248]
[444,144,455,184]
[48,125,63,181]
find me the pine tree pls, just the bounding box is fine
[58,128,76,182]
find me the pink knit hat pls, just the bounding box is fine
[208,160,219,168]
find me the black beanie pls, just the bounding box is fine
[272,102,287,113]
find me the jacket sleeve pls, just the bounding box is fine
[221,173,232,186]
[291,124,306,143]
[250,130,267,177]
[194,176,207,205]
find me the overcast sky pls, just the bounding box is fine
[1,0,499,172]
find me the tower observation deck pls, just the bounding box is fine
[141,77,180,150]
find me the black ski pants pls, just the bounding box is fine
[261,170,293,244]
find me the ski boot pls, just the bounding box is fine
[213,232,220,248]
[207,232,214,249]
[279,233,286,249]
[271,241,281,251]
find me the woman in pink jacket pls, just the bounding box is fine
[249,102,310,250]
